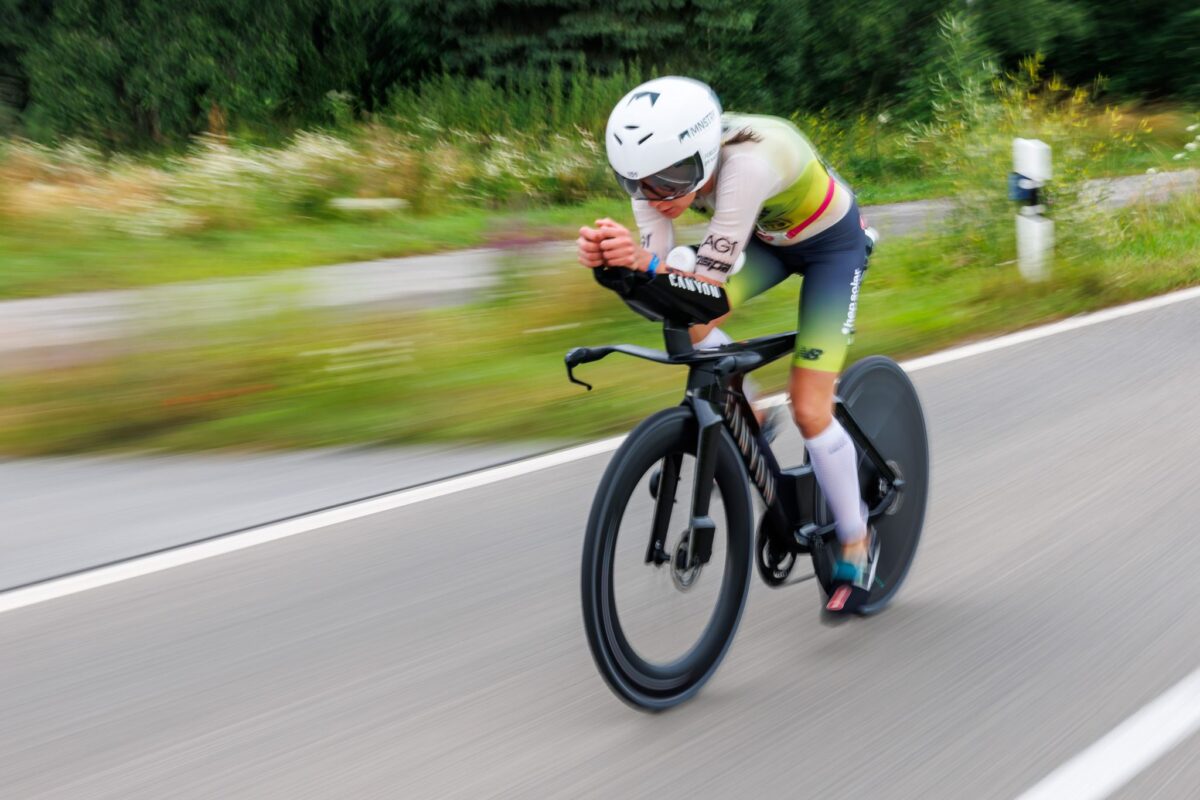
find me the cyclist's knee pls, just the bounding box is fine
[789,368,838,438]
[791,404,833,439]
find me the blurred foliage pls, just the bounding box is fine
[0,104,1189,299]
[2,190,1197,456]
[0,124,616,235]
[0,1,1197,146]
[972,0,1200,102]
[0,9,1194,451]
[0,191,658,298]
[0,12,1175,249]
[386,60,644,138]
[904,13,1156,269]
[0,2,1197,456]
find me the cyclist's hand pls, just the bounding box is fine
[577,225,606,268]
[595,218,639,268]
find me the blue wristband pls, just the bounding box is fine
[646,253,659,277]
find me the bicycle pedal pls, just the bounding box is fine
[793,523,819,547]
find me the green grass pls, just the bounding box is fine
[2,99,1192,299]
[0,200,610,298]
[2,194,1196,456]
[0,198,721,298]
[1,154,1187,300]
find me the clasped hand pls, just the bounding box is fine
[577,218,637,269]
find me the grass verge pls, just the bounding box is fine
[0,158,1190,300]
[1,99,1193,299]
[2,195,1197,456]
[0,177,961,299]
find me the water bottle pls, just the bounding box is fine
[666,245,745,275]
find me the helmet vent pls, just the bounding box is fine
[637,133,654,145]
[613,133,623,145]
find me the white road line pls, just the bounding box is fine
[901,285,1200,372]
[0,434,625,614]
[1,285,1199,615]
[1014,666,1200,800]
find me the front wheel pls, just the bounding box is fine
[581,406,754,710]
[833,356,930,615]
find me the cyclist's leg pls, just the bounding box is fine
[686,239,794,428]
[688,238,792,345]
[784,207,871,604]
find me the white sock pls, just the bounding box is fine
[805,418,867,544]
[695,327,732,350]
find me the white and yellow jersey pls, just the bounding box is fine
[633,113,853,282]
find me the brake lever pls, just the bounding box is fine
[564,347,594,391]
[566,363,593,391]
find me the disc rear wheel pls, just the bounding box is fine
[835,356,930,614]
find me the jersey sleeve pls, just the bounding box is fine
[631,198,675,265]
[694,153,782,283]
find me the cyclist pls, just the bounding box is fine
[577,76,875,613]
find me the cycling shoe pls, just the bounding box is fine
[822,527,879,617]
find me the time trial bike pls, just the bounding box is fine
[566,254,929,710]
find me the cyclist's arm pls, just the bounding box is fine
[693,153,781,283]
[631,198,675,269]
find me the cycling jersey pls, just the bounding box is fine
[630,112,867,373]
[632,113,854,283]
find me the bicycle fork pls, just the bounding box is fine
[643,395,721,571]
[645,370,772,572]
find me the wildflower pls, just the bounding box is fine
[1187,124,1199,132]
[877,112,891,125]
[1146,168,1158,175]
[1187,143,1198,152]
[1173,153,1186,160]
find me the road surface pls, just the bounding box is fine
[1,290,1199,797]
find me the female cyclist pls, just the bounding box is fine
[577,76,875,613]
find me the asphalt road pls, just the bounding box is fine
[2,293,1200,798]
[0,442,549,591]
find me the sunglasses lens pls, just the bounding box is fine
[613,152,704,200]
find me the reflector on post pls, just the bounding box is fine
[1013,138,1052,184]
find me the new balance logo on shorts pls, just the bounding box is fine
[796,346,824,361]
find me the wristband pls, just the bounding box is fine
[646,253,659,277]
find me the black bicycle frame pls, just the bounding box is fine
[564,267,901,570]
[635,321,903,568]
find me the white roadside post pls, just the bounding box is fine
[1011,138,1053,281]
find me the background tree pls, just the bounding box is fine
[1,0,1195,147]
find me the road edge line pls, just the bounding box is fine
[1014,666,1200,800]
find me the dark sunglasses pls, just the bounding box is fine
[614,152,704,201]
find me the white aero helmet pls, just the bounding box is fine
[605,76,723,200]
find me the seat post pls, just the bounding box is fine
[662,321,693,357]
